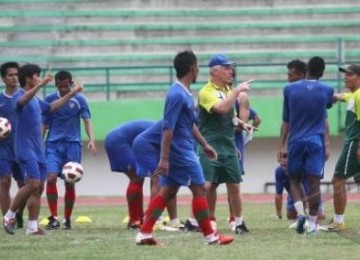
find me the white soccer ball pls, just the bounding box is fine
[62,161,84,184]
[0,117,11,138]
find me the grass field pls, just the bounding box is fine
[1,201,360,259]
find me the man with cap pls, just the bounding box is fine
[327,64,360,232]
[197,54,253,234]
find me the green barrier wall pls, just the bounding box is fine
[87,97,344,140]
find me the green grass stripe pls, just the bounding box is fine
[1,6,359,17]
[1,35,359,48]
[0,20,359,32]
[0,50,358,63]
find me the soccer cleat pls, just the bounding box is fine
[15,213,23,229]
[184,219,201,232]
[235,221,250,234]
[136,232,163,246]
[229,221,236,232]
[163,222,185,232]
[288,220,298,229]
[327,221,345,232]
[206,233,234,245]
[3,217,16,235]
[296,215,306,234]
[45,216,60,230]
[26,228,46,235]
[62,218,72,230]
[127,221,142,230]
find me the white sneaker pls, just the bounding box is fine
[288,220,298,229]
[229,221,236,232]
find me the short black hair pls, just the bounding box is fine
[287,59,306,75]
[173,50,197,79]
[55,70,72,83]
[0,62,19,79]
[307,56,325,79]
[18,64,41,88]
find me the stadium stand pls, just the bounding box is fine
[0,0,359,96]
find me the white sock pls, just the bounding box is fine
[235,217,244,226]
[294,201,305,216]
[308,215,317,231]
[169,218,180,226]
[27,220,38,231]
[334,214,344,224]
[4,210,16,219]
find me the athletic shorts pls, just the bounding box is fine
[133,142,159,178]
[287,135,325,177]
[0,159,24,181]
[20,160,46,182]
[159,161,205,187]
[200,153,242,184]
[275,166,290,195]
[334,140,360,181]
[46,142,81,176]
[105,141,135,173]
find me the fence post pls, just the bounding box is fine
[336,37,345,133]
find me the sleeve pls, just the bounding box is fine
[79,96,91,120]
[42,95,52,124]
[162,91,183,131]
[343,93,352,102]
[12,91,23,111]
[38,98,51,115]
[354,92,360,121]
[282,86,289,123]
[249,108,257,120]
[198,87,221,113]
[326,87,334,109]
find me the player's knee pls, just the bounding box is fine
[46,173,58,184]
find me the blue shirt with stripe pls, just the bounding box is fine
[282,79,334,143]
[13,89,50,162]
[42,92,90,143]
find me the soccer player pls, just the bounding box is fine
[286,59,307,83]
[104,120,154,229]
[278,56,334,234]
[133,119,185,231]
[274,153,325,221]
[198,54,253,235]
[42,70,96,230]
[136,50,234,246]
[3,64,82,235]
[327,64,360,232]
[0,62,25,228]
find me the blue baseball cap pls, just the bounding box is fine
[208,54,235,67]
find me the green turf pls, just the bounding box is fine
[1,201,360,259]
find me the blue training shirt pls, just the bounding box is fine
[0,92,17,160]
[162,81,197,165]
[13,89,50,162]
[43,92,90,143]
[105,120,154,147]
[282,79,334,143]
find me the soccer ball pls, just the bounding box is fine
[0,117,11,138]
[62,161,84,184]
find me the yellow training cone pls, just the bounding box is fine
[39,218,49,226]
[122,216,129,224]
[75,216,92,223]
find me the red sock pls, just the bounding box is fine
[138,186,144,223]
[229,215,235,222]
[141,195,166,234]
[64,185,75,219]
[46,182,58,217]
[126,182,143,223]
[193,196,213,236]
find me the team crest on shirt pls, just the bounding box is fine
[307,85,314,90]
[69,101,75,108]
